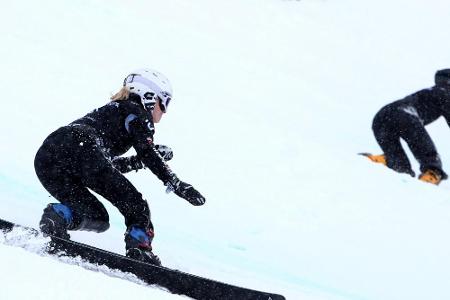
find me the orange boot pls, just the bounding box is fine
[359,153,387,165]
[419,169,442,185]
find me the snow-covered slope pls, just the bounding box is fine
[1,0,450,299]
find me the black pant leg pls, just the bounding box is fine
[81,164,152,229]
[372,110,414,175]
[34,139,110,232]
[399,115,443,174]
[76,140,152,230]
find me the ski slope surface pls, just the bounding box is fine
[2,0,450,299]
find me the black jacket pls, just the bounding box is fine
[377,85,450,126]
[66,93,172,183]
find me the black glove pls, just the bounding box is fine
[165,174,205,206]
[112,155,144,173]
[112,145,172,174]
[155,144,173,161]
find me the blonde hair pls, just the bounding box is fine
[110,87,130,101]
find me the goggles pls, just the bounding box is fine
[157,91,172,113]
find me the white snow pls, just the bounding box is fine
[1,0,450,299]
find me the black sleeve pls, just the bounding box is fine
[124,105,174,183]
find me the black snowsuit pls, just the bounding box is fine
[34,94,173,232]
[372,85,450,177]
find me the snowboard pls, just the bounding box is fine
[0,218,285,300]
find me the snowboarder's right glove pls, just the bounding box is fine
[165,174,206,206]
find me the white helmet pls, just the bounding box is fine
[123,68,173,112]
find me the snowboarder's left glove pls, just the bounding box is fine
[155,144,173,161]
[112,145,172,174]
[112,155,144,173]
[165,174,206,206]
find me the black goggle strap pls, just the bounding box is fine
[143,92,156,111]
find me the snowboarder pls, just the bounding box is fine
[34,69,206,265]
[366,69,450,185]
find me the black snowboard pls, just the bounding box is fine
[0,218,285,300]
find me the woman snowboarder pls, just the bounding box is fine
[34,69,205,265]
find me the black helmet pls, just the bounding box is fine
[435,69,450,86]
